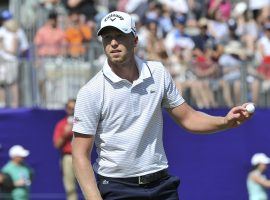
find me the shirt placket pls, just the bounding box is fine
[130,85,141,117]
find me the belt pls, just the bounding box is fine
[98,169,169,185]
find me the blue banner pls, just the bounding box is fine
[0,108,270,199]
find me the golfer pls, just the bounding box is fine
[72,11,252,200]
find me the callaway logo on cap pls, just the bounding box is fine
[104,13,124,22]
[97,11,137,36]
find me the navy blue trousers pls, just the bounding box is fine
[97,175,180,200]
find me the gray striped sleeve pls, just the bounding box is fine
[72,74,103,135]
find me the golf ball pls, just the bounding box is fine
[246,103,255,113]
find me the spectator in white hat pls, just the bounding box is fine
[1,145,33,200]
[247,153,270,200]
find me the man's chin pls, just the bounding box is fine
[110,57,126,64]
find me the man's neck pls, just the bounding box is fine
[109,57,139,83]
[11,160,21,165]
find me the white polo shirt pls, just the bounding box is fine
[73,56,184,177]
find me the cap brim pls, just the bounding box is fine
[97,25,132,36]
[265,159,270,164]
[17,150,30,158]
[23,150,30,157]
[252,159,270,165]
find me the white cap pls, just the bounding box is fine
[251,153,270,165]
[9,145,30,158]
[97,11,136,36]
[232,2,247,17]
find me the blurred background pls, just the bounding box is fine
[0,0,270,199]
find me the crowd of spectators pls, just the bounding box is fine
[1,0,270,108]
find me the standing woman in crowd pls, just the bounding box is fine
[247,153,270,200]
[0,18,20,107]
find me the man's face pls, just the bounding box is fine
[101,28,137,65]
[49,18,57,28]
[66,101,75,116]
[0,173,4,183]
[266,29,270,38]
[13,156,24,164]
[70,13,79,24]
[200,25,207,34]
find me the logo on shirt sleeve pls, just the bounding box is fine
[73,116,82,124]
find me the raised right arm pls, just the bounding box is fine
[72,132,102,200]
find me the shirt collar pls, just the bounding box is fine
[102,56,151,83]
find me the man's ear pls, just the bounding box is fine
[134,36,138,47]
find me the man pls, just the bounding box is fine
[34,11,66,105]
[1,145,32,200]
[34,11,66,57]
[72,11,252,200]
[165,15,194,56]
[65,11,92,57]
[53,99,78,200]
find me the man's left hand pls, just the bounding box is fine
[224,103,253,129]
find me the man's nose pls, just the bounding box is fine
[111,38,118,47]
